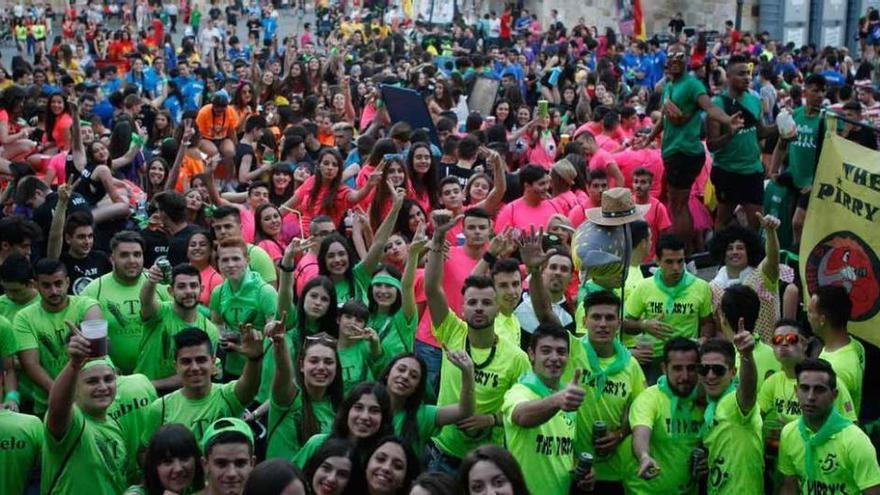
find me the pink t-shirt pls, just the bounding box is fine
[494,198,561,234]
[415,246,481,348]
[45,113,73,151]
[294,252,320,297]
[292,176,356,234]
[595,133,621,152]
[199,265,224,306]
[566,195,598,228]
[525,131,557,169]
[258,238,284,262]
[239,208,255,243]
[612,148,664,198]
[46,151,68,186]
[639,196,672,263]
[588,148,620,187]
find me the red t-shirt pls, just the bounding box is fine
[292,175,355,233]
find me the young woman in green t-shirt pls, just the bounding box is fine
[124,423,204,495]
[381,352,475,463]
[302,438,363,495]
[457,445,530,495]
[363,436,420,495]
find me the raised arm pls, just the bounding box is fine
[47,184,73,260]
[519,227,560,325]
[472,147,508,214]
[402,222,428,322]
[277,238,314,319]
[267,317,297,407]
[69,100,86,170]
[435,349,476,425]
[359,184,404,273]
[757,213,780,284]
[232,324,266,406]
[140,263,164,321]
[733,322,758,415]
[425,210,461,327]
[346,160,384,205]
[163,122,193,192]
[46,324,91,439]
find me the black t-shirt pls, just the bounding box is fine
[167,224,201,267]
[32,191,93,253]
[209,7,222,21]
[669,18,685,34]
[140,228,170,268]
[225,6,238,26]
[60,250,112,295]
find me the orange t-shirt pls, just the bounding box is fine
[196,105,240,140]
[175,155,205,192]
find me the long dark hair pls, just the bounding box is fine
[365,436,420,495]
[242,459,305,495]
[302,439,364,495]
[254,203,282,244]
[143,424,204,495]
[296,336,344,443]
[330,382,393,455]
[368,156,407,229]
[405,141,439,208]
[44,93,71,144]
[458,445,529,495]
[380,353,427,449]
[368,265,403,316]
[309,147,344,215]
[0,85,26,116]
[295,275,339,341]
[317,233,356,290]
[394,199,426,241]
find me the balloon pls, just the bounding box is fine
[572,221,632,289]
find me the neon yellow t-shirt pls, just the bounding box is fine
[80,273,171,374]
[563,334,645,481]
[573,280,621,339]
[266,394,334,461]
[703,392,764,495]
[819,339,865,415]
[757,371,857,438]
[624,275,712,356]
[42,407,130,495]
[0,409,43,495]
[431,312,531,459]
[140,381,245,446]
[136,301,219,380]
[502,383,575,495]
[13,296,99,412]
[736,339,780,388]
[778,421,880,494]
[626,385,705,494]
[491,311,521,348]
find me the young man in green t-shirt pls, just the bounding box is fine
[628,337,705,495]
[81,230,170,375]
[138,262,219,391]
[698,285,763,495]
[707,55,778,230]
[770,73,826,244]
[14,259,102,413]
[640,42,741,250]
[210,237,278,378]
[808,285,865,417]
[625,235,714,382]
[0,253,40,321]
[778,359,880,495]
[503,322,594,495]
[140,326,264,446]
[424,209,531,472]
[43,330,130,495]
[0,357,42,495]
[199,417,257,495]
[209,206,277,285]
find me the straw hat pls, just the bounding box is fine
[586,187,649,226]
[551,159,577,185]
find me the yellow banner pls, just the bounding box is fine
[799,117,880,347]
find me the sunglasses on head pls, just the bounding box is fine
[772,333,800,346]
[697,363,729,377]
[305,332,338,347]
[669,52,687,60]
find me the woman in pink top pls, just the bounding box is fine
[186,230,224,306]
[405,142,439,213]
[368,156,410,229]
[254,203,287,262]
[43,93,74,154]
[0,85,37,161]
[285,148,380,234]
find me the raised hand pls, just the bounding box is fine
[231,324,265,361]
[409,221,429,255]
[57,183,72,204]
[756,212,780,232]
[555,369,586,412]
[445,348,475,375]
[64,320,91,368]
[733,318,755,356]
[518,226,553,271]
[145,262,164,284]
[431,209,462,236]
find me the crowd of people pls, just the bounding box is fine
[0,1,879,494]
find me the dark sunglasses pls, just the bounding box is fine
[669,52,687,60]
[772,333,800,346]
[697,364,729,377]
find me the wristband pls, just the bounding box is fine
[4,390,20,404]
[482,251,498,266]
[278,261,295,273]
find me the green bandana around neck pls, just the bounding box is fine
[798,409,852,481]
[582,338,631,399]
[657,375,699,436]
[519,371,576,421]
[652,269,696,315]
[701,379,738,437]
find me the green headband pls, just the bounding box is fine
[81,357,116,372]
[371,274,402,290]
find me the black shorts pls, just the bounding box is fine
[663,150,706,190]
[710,167,765,206]
[797,190,810,209]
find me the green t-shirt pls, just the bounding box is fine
[563,338,646,481]
[661,74,708,157]
[0,409,43,495]
[786,106,821,189]
[136,302,219,380]
[393,404,438,461]
[41,407,130,495]
[624,274,712,356]
[292,432,329,468]
[574,280,622,339]
[209,269,278,376]
[703,392,764,495]
[266,394,335,461]
[778,421,880,494]
[763,180,796,250]
[338,341,376,396]
[625,385,705,494]
[431,312,531,459]
[622,267,648,348]
[502,383,575,495]
[13,296,99,412]
[820,339,865,415]
[0,293,39,321]
[109,374,158,475]
[247,244,277,284]
[710,91,764,174]
[140,381,245,446]
[0,314,15,358]
[370,309,418,371]
[332,262,372,306]
[80,273,170,374]
[757,371,857,439]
